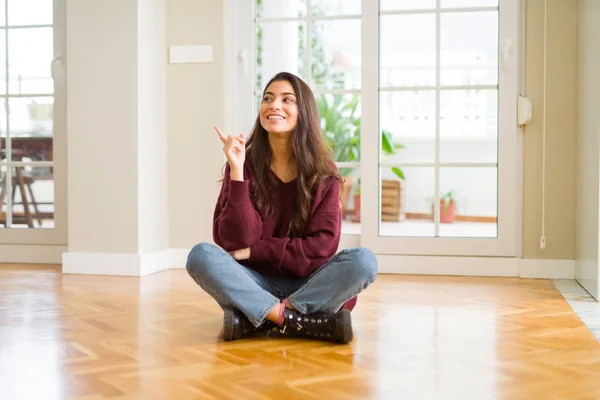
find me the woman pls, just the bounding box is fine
[186,72,377,344]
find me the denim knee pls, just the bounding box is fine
[186,242,218,278]
[342,247,378,284]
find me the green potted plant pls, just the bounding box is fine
[318,94,406,223]
[317,94,360,219]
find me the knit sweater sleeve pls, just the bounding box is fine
[212,164,263,252]
[249,176,342,278]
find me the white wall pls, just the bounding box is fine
[166,0,225,249]
[524,0,578,260]
[138,0,168,254]
[66,0,139,253]
[575,0,600,299]
[65,0,169,274]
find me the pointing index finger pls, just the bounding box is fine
[214,126,227,143]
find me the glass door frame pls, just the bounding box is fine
[0,0,67,245]
[361,0,521,257]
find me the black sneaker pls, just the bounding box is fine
[277,308,353,344]
[222,309,275,341]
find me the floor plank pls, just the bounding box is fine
[1,264,599,399]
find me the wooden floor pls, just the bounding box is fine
[1,265,600,400]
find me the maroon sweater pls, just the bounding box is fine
[212,162,356,311]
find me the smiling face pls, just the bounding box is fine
[259,80,299,136]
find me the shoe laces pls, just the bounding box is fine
[281,310,335,337]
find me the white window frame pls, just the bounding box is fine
[227,0,523,257]
[363,0,521,257]
[0,0,67,245]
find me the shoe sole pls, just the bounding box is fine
[335,309,353,344]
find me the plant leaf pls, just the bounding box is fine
[381,129,395,154]
[391,167,404,180]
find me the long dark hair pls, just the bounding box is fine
[245,72,340,237]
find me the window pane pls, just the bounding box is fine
[380,0,435,11]
[0,99,5,140]
[439,167,497,238]
[440,90,497,163]
[0,0,5,26]
[9,27,54,95]
[256,21,306,93]
[0,33,5,94]
[441,0,498,8]
[318,93,361,162]
[0,165,6,225]
[255,92,262,117]
[379,167,434,237]
[0,165,54,229]
[380,14,436,87]
[1,99,6,157]
[257,0,306,18]
[340,167,360,234]
[380,90,435,163]
[8,97,53,161]
[312,20,361,90]
[312,0,360,16]
[7,0,52,26]
[441,11,498,86]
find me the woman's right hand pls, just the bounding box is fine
[214,126,245,180]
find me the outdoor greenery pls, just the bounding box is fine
[317,93,405,180]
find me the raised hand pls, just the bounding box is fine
[214,126,245,180]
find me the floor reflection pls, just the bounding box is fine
[1,266,599,399]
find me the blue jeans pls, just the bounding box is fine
[186,243,378,327]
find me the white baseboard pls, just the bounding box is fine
[171,248,574,279]
[62,252,141,276]
[377,255,520,277]
[3,243,575,280]
[62,249,171,276]
[169,248,190,269]
[0,244,66,264]
[519,258,575,279]
[377,255,575,279]
[140,249,173,276]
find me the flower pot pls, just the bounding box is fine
[433,199,456,223]
[352,193,361,223]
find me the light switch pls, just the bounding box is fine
[169,45,213,63]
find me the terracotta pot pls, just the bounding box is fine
[352,194,361,223]
[433,199,456,223]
